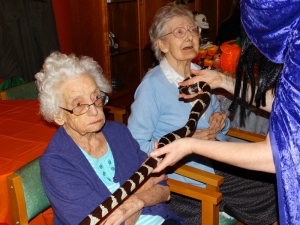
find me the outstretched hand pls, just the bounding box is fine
[178,69,223,99]
[150,138,194,173]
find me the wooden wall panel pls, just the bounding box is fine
[69,0,111,82]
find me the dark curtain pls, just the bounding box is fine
[0,0,60,88]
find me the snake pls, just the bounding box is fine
[79,75,211,225]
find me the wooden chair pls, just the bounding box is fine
[0,81,38,100]
[227,127,266,142]
[103,105,127,123]
[6,157,51,225]
[7,159,223,225]
[167,163,224,225]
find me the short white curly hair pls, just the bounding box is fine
[35,52,112,122]
[149,2,195,61]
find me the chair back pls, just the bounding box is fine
[7,157,50,224]
[1,81,38,100]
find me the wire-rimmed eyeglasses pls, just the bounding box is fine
[59,91,109,116]
[160,26,201,39]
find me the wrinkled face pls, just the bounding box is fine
[157,16,199,63]
[54,74,106,137]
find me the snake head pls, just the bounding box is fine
[179,74,205,95]
[187,83,201,94]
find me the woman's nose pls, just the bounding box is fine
[186,30,193,40]
[88,103,98,116]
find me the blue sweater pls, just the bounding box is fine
[128,65,230,188]
[40,122,183,225]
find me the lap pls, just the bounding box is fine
[214,161,278,225]
[168,162,278,225]
[168,192,201,225]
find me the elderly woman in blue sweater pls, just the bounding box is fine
[128,2,278,225]
[35,52,183,225]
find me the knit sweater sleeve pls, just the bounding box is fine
[128,74,162,154]
[40,135,107,224]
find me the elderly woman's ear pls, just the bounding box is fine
[156,39,169,54]
[54,114,65,126]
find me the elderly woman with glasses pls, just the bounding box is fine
[127,2,278,225]
[36,52,183,225]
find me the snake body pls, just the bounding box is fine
[80,75,211,225]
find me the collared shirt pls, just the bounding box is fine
[160,57,199,85]
[160,57,203,113]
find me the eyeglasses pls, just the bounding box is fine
[59,92,109,116]
[160,26,201,39]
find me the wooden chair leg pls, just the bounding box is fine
[202,202,219,225]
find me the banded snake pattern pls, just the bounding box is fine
[80,75,212,225]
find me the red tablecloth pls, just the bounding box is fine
[0,100,58,225]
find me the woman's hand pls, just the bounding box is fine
[178,69,234,99]
[151,138,195,173]
[192,128,216,140]
[191,112,226,140]
[100,194,144,225]
[179,70,223,99]
[190,69,223,89]
[133,172,170,205]
[135,171,167,194]
[209,112,227,134]
[100,171,169,225]
[178,69,222,99]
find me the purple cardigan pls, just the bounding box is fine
[40,121,183,225]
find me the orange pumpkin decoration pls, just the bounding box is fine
[213,53,221,60]
[213,53,221,68]
[207,45,219,56]
[192,48,208,64]
[220,40,242,73]
[204,58,213,67]
[199,48,207,58]
[205,55,213,60]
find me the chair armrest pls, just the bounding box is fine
[7,173,29,225]
[168,163,224,191]
[167,178,222,204]
[103,105,126,123]
[227,127,266,142]
[167,178,222,225]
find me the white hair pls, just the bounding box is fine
[35,52,112,122]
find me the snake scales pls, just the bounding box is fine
[80,75,211,225]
